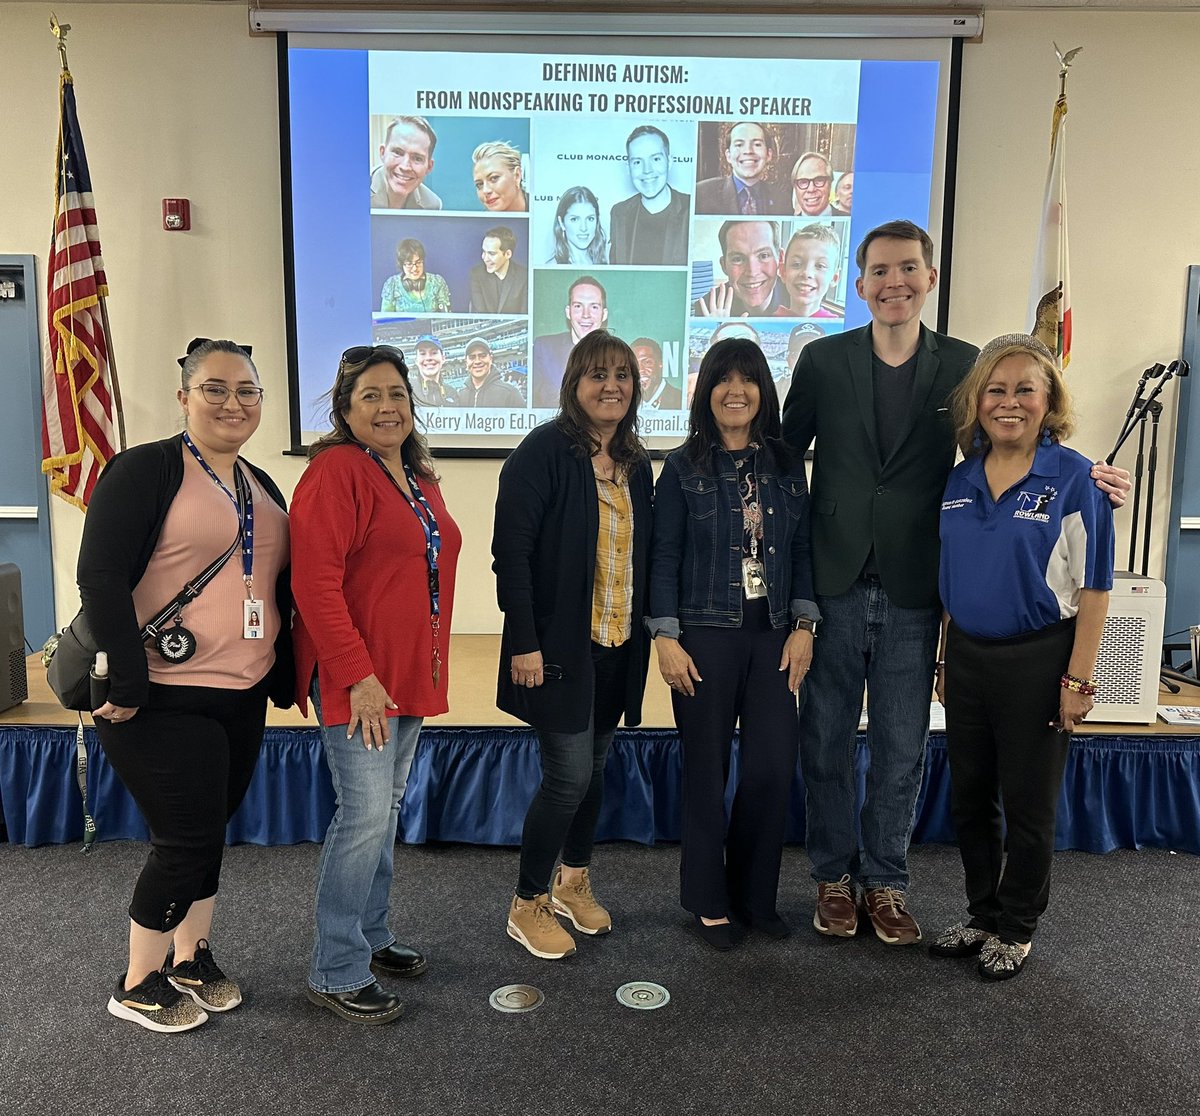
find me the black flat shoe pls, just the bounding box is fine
[370,942,427,977]
[733,909,791,940]
[305,981,403,1024]
[689,915,736,951]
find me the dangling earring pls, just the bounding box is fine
[1041,427,1053,447]
[972,425,984,450]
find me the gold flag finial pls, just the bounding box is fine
[1053,42,1082,97]
[50,12,71,72]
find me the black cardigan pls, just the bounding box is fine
[491,421,653,734]
[76,433,294,709]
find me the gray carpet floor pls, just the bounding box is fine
[1,840,1197,1116]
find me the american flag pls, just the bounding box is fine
[41,69,121,510]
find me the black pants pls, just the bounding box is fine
[674,599,800,920]
[516,642,628,899]
[95,681,269,931]
[944,619,1075,945]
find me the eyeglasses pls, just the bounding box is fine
[186,383,265,406]
[340,344,406,367]
[794,176,832,190]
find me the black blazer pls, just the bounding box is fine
[492,421,653,733]
[780,324,979,609]
[608,187,691,265]
[77,433,294,709]
[468,261,528,315]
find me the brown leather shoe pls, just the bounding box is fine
[813,875,858,937]
[862,886,922,945]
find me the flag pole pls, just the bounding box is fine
[49,13,126,452]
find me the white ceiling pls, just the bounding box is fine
[26,1,1200,11]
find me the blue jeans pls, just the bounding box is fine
[799,575,939,890]
[309,681,422,994]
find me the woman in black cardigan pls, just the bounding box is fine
[79,339,292,1033]
[492,330,652,960]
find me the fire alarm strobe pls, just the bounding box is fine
[162,198,191,231]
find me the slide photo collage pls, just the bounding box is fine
[367,112,856,438]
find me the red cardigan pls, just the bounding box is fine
[290,443,461,725]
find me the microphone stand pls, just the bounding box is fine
[1139,399,1162,579]
[1107,362,1164,466]
[1126,406,1148,572]
[1106,359,1195,692]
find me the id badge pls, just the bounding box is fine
[243,598,264,640]
[742,557,767,599]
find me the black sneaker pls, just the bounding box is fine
[166,938,242,1011]
[107,970,208,1033]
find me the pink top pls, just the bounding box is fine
[133,448,289,688]
[290,443,461,725]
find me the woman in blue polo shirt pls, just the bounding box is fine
[931,333,1114,982]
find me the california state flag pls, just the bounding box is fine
[1028,88,1071,367]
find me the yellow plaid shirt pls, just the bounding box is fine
[591,471,634,646]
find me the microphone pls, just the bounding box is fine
[1113,363,1166,456]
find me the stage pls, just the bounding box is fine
[3,638,1198,853]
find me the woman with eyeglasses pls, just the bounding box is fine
[380,238,452,314]
[492,330,653,960]
[290,344,461,1024]
[78,338,293,1033]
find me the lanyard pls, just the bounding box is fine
[364,447,445,685]
[183,432,255,595]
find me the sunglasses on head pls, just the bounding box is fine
[340,344,407,367]
[176,337,252,368]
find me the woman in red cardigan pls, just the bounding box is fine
[291,344,460,1026]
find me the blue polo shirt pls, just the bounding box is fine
[939,441,1115,639]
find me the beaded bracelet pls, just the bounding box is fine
[1060,673,1097,696]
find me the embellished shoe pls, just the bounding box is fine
[929,923,994,959]
[978,938,1031,982]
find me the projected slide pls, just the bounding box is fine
[288,46,943,449]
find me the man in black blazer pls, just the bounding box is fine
[609,125,691,265]
[782,220,1129,948]
[469,226,528,314]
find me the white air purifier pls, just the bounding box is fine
[1091,572,1167,725]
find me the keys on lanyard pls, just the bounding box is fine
[365,448,444,687]
[183,433,261,638]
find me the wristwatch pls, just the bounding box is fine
[791,617,818,634]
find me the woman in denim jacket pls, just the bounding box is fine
[648,338,819,949]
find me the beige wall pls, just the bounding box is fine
[3,4,1196,632]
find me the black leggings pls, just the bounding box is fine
[95,681,268,931]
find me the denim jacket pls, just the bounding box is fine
[647,440,818,635]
